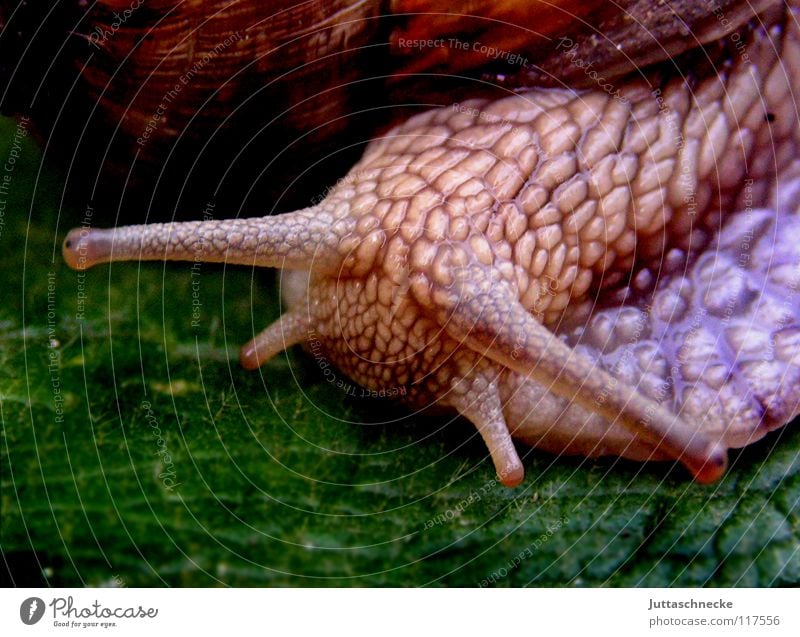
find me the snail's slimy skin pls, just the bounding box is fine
[63,5,800,486]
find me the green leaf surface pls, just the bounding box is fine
[1,116,798,587]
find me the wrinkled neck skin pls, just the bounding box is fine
[63,1,800,486]
[286,3,800,316]
[280,3,800,477]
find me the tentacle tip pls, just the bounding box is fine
[498,463,525,488]
[686,442,729,485]
[62,227,109,271]
[62,229,87,270]
[239,343,261,371]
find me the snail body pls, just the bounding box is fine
[63,1,800,486]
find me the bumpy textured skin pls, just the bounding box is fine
[64,3,800,486]
[509,172,800,460]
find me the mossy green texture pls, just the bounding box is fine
[1,116,798,587]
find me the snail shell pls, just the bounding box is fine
[61,0,800,486]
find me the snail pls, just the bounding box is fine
[60,0,800,487]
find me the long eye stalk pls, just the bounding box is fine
[62,205,345,272]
